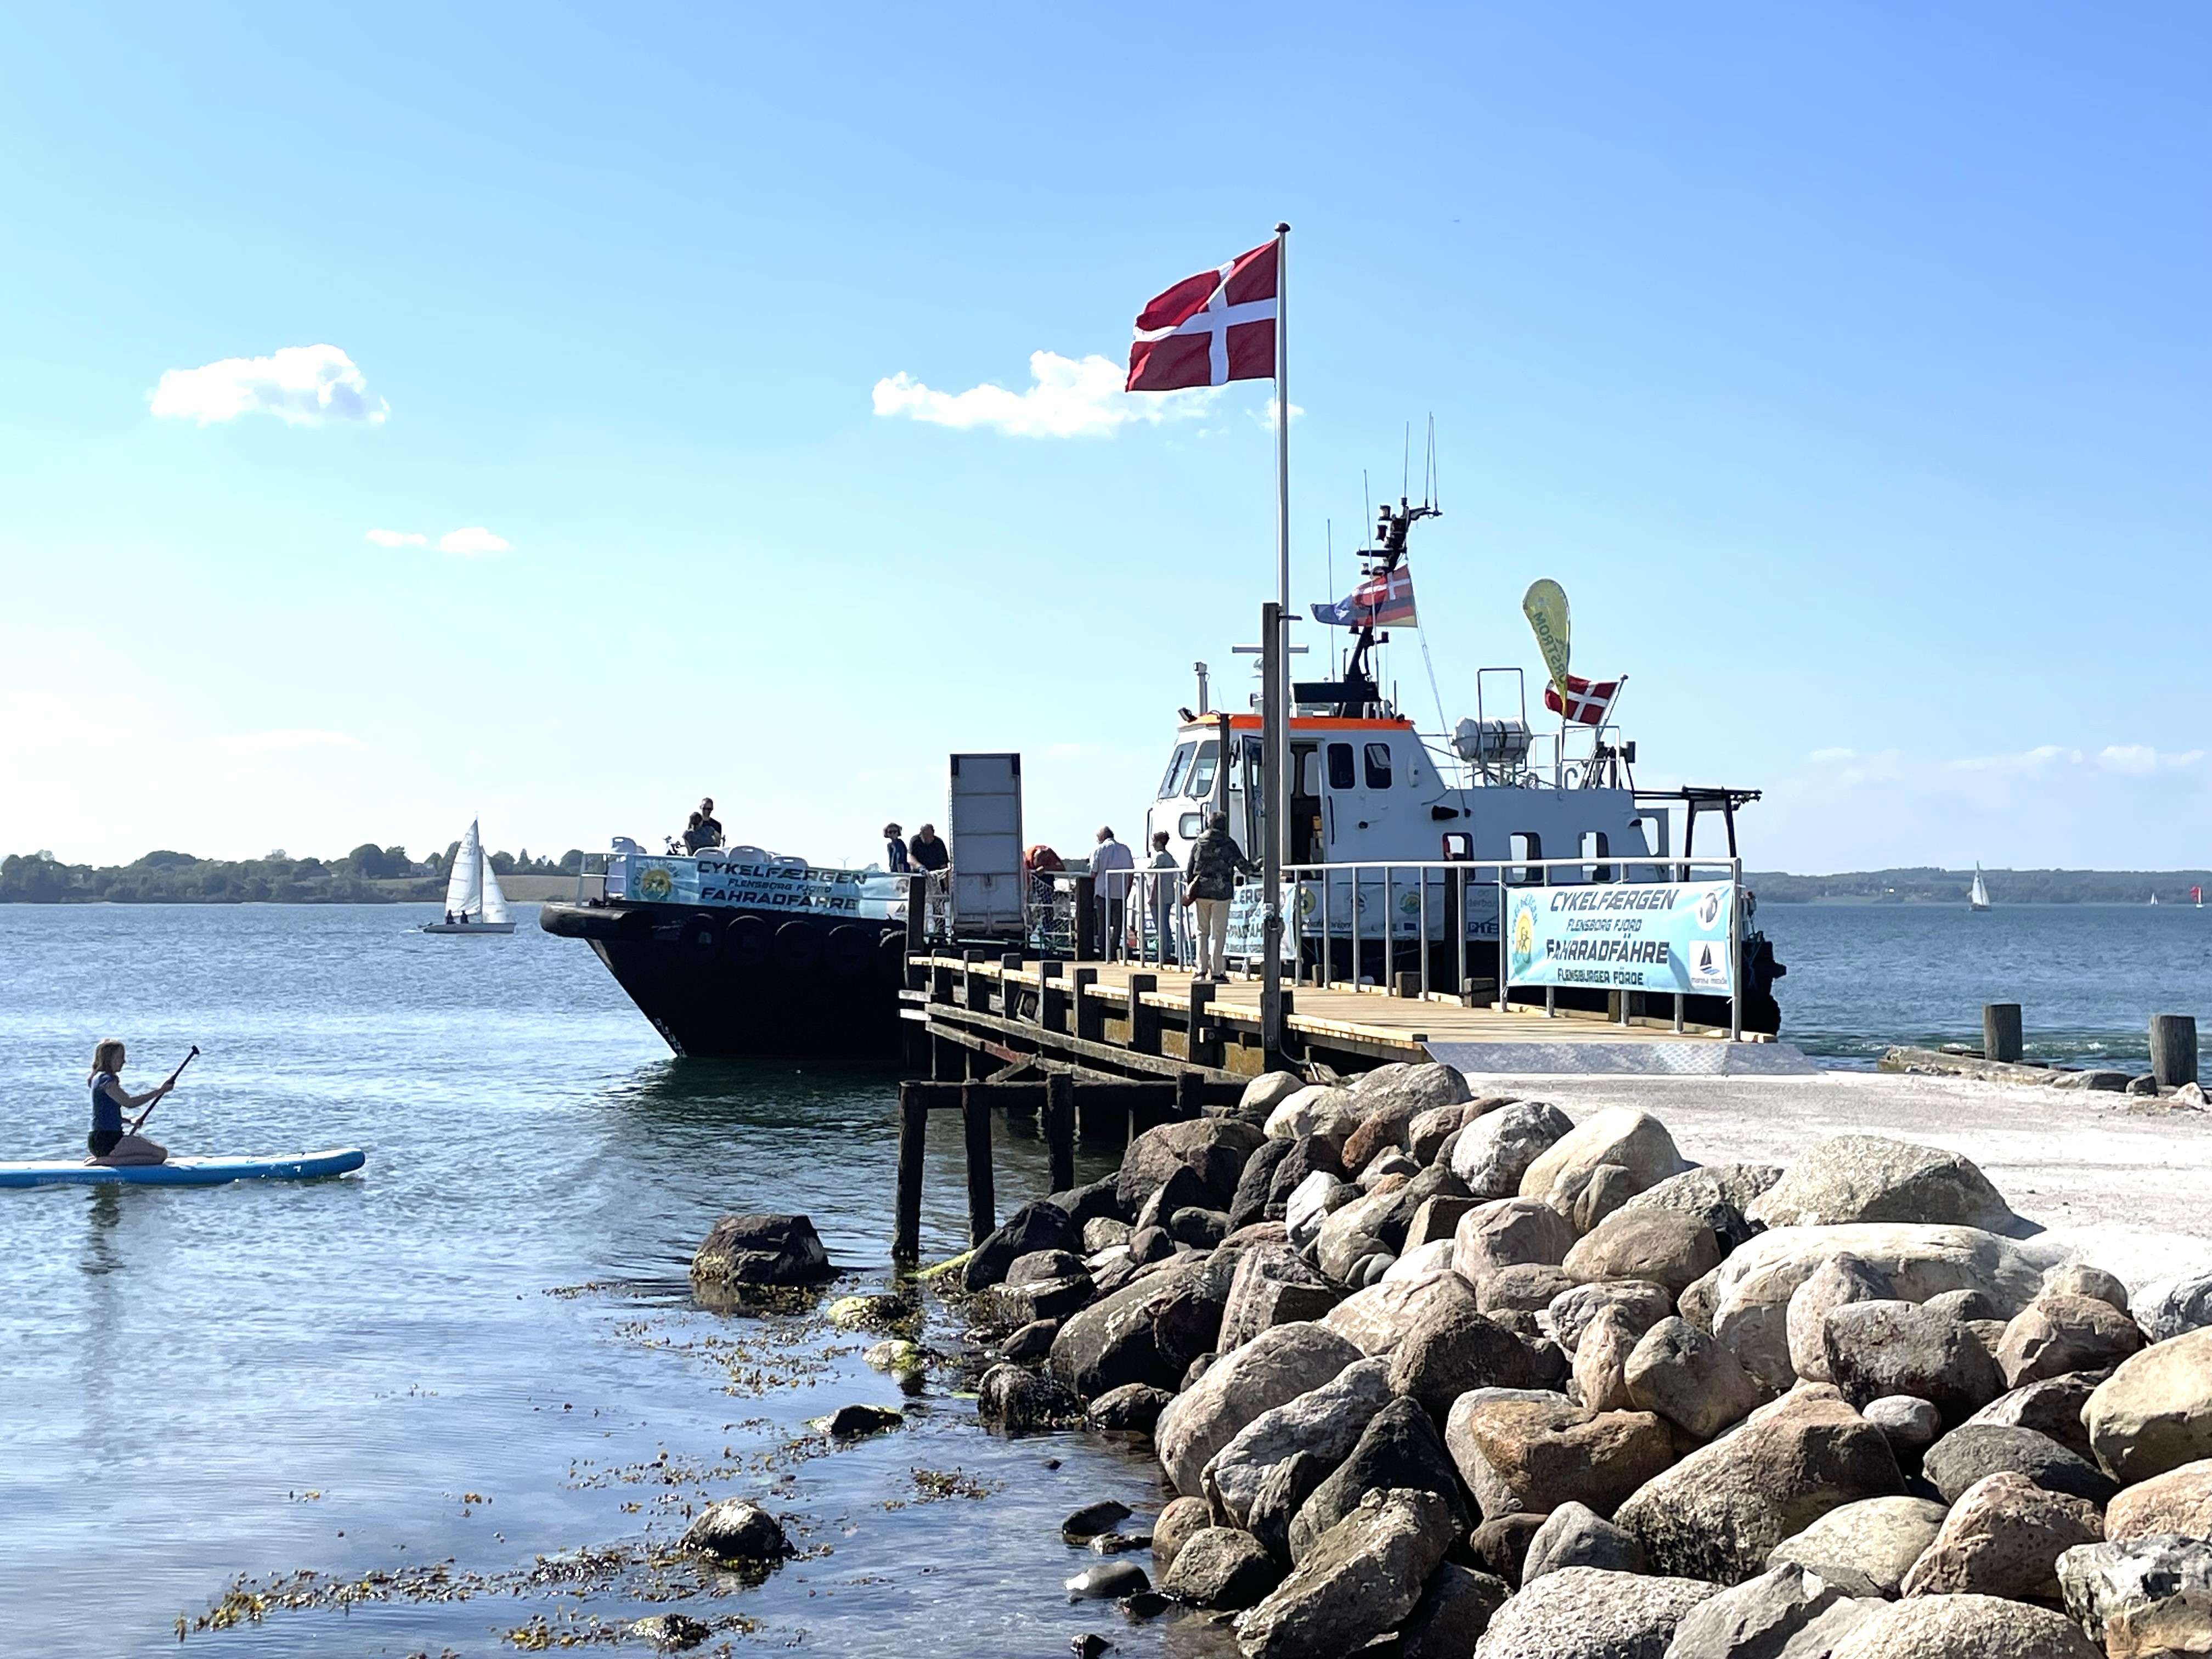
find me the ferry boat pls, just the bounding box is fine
[541,496,1784,1055]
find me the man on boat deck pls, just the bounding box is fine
[694,798,724,849]
[908,824,950,938]
[883,823,909,873]
[1091,826,1135,961]
[1186,811,1255,982]
[86,1040,171,1166]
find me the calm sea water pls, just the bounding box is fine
[0,900,2205,1656]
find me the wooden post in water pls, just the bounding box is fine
[893,1082,928,1263]
[2152,1013,2198,1088]
[961,1083,995,1244]
[1040,960,1066,1033]
[1983,1003,2023,1064]
[905,874,928,980]
[963,949,990,1012]
[1045,1072,1076,1194]
[1128,972,1161,1054]
[1188,980,1222,1068]
[1000,951,1025,1019]
[1073,967,1102,1042]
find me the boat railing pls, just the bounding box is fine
[1275,853,1747,1037]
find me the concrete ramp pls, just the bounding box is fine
[1421,1038,1819,1076]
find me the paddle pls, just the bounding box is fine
[130,1045,199,1135]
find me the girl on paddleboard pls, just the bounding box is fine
[87,1040,171,1166]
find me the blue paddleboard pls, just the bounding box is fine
[0,1148,366,1188]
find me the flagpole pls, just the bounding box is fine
[1273,220,1291,876]
[1263,221,1290,1066]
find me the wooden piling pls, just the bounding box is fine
[1983,1003,2023,1064]
[1176,1069,1205,1121]
[1128,972,1161,1054]
[1001,951,1025,1019]
[1045,1072,1075,1194]
[2152,1013,2198,1088]
[963,949,990,1012]
[905,874,928,979]
[893,1082,927,1262]
[1040,960,1066,1034]
[1073,967,1102,1042]
[1188,979,1222,1069]
[961,1083,995,1244]
[1074,874,1097,960]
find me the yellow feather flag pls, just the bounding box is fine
[1522,579,1572,710]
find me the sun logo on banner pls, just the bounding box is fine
[1509,898,1539,982]
[638,866,675,902]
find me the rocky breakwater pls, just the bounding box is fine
[947,1059,2212,1658]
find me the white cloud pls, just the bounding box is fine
[436,526,511,556]
[1252,398,1305,432]
[364,528,427,548]
[872,351,1220,437]
[150,344,388,426]
[200,730,362,754]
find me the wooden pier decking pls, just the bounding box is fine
[902,952,1810,1086]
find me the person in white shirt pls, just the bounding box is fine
[1090,826,1135,961]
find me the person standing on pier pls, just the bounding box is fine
[909,823,950,938]
[1146,831,1181,963]
[1186,811,1254,981]
[1091,826,1135,962]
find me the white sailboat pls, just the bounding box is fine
[1968,865,1991,912]
[422,818,517,934]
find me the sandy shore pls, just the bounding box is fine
[1454,1068,2212,1296]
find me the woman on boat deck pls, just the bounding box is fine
[86,1040,171,1166]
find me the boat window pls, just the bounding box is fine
[1178,812,1204,839]
[1582,831,1613,883]
[1327,742,1355,789]
[1364,743,1393,790]
[1158,742,1197,800]
[1186,740,1221,802]
[1297,748,1321,797]
[1510,832,1543,886]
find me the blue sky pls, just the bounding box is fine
[1,3,2204,872]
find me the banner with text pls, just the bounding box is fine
[1505,880,1736,996]
[614,855,898,918]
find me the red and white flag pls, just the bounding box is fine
[1125,239,1279,392]
[1542,673,1624,726]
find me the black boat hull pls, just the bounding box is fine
[541,901,907,1059]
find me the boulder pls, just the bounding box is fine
[1240,1070,1307,1122]
[1051,1176,1129,1228]
[1395,1561,1512,1659]
[1287,1171,1357,1249]
[1127,1226,1175,1266]
[690,1214,834,1287]
[1409,1195,1481,1252]
[1573,1306,1644,1413]
[1623,1162,1782,1251]
[1480,1263,1575,1315]
[1519,1107,1687,1218]
[2104,1457,2212,1541]
[1921,1423,2117,1505]
[977,1362,1080,1430]
[1119,1117,1265,1210]
[1324,1269,1475,1356]
[1150,1494,1212,1572]
[1156,1321,1364,1497]
[1062,1498,1133,1542]
[1237,1487,1457,1659]
[2134,1267,2212,1342]
[1745,1137,2028,1235]
[1624,1317,1768,1440]
[960,1200,1083,1290]
[1965,1372,2104,1461]
[1564,1209,1723,1299]
[1268,1135,1348,1212]
[1567,1164,1645,1234]
[1389,1240,1460,1283]
[2084,1328,2212,1485]
[1084,1217,1135,1254]
[1204,1356,1394,1528]
[1087,1383,1172,1434]
[1170,1206,1230,1251]
[1469,1513,1548,1589]
[1898,1470,2103,1601]
[998,1319,1058,1361]
[1447,1390,1676,1521]
[2041,1262,2130,1314]
[1266,1084,1358,1144]
[1520,1500,1645,1582]
[1613,1391,1905,1585]
[1065,1560,1149,1599]
[1410,1103,1474,1167]
[1317,1177,1414,1279]
[681,1498,792,1562]
[1786,1253,1893,1385]
[1661,1560,1870,1659]
[1362,1150,1424,1190]
[1471,1565,1719,1659]
[1049,1255,1214,1397]
[1219,1245,1343,1352]
[1863,1394,1942,1458]
[1229,1138,1297,1231]
[1344,1108,1419,1178]
[1454,1198,1578,1285]
[1705,1224,2050,1394]
[1821,1300,2004,1425]
[1822,1594,2099,1659]
[1150,1249,1242,1377]
[1354,1060,1474,1119]
[1161,1526,1284,1610]
[1290,1395,1470,1561]
[1766,1495,1949,1599]
[1391,1286,1565,1421]
[1996,1293,2143,1389]
[984,1273,1093,1327]
[1923,1288,2002,1322]
[1135,1164,1215,1234]
[1248,1448,1335,1563]
[1550,1280,1677,1357]
[2058,1535,2212,1659]
[1452,1102,1576,1200]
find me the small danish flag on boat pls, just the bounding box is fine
[1543,673,1625,726]
[1126,239,1279,392]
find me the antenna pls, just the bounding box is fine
[1402,422,1412,501]
[1425,415,1439,510]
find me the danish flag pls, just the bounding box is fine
[1543,673,1625,726]
[1125,239,1279,392]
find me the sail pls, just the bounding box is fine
[445,819,483,918]
[480,845,511,924]
[1969,869,1990,909]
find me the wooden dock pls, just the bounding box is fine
[902,952,1809,1087]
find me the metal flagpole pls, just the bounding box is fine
[1273,222,1291,877]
